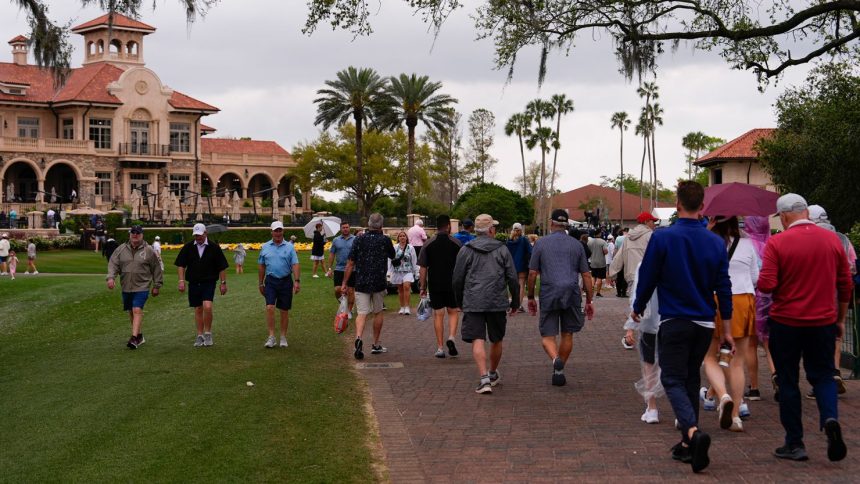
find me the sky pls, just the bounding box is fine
[1,1,813,200]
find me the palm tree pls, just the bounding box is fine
[647,102,664,208]
[524,99,556,229]
[610,111,631,225]
[637,81,660,209]
[504,112,532,196]
[682,131,707,179]
[635,111,652,212]
[377,73,457,215]
[313,66,388,217]
[549,94,574,196]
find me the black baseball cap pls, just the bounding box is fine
[129,225,144,234]
[462,218,474,227]
[550,209,569,224]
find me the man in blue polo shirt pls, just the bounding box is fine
[327,221,356,316]
[258,221,300,348]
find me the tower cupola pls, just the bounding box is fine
[8,35,28,65]
[71,13,155,67]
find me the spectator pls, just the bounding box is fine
[26,239,37,274]
[7,249,18,280]
[152,235,164,271]
[0,233,9,275]
[610,212,657,348]
[452,214,519,394]
[233,243,247,274]
[342,213,395,359]
[310,222,329,278]
[103,238,119,261]
[453,218,476,245]
[418,214,462,358]
[587,232,609,297]
[327,222,357,317]
[407,218,428,258]
[94,219,106,253]
[258,221,301,348]
[391,231,419,315]
[106,225,163,349]
[506,223,532,312]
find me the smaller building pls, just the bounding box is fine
[551,184,675,227]
[694,128,776,189]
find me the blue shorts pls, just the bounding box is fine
[264,275,293,311]
[188,280,216,307]
[0,255,6,263]
[122,291,149,311]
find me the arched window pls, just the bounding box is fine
[109,39,122,55]
[96,39,105,54]
[126,41,138,56]
[87,41,95,56]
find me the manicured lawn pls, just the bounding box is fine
[0,249,382,482]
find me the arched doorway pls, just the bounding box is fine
[201,173,213,196]
[248,173,274,199]
[216,172,242,198]
[2,161,38,202]
[277,175,295,207]
[44,163,78,203]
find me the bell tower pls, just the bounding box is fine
[71,13,155,68]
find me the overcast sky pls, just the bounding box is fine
[2,1,812,200]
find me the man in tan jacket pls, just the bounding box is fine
[609,212,657,348]
[107,225,163,349]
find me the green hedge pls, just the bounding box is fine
[114,227,308,244]
[9,235,80,252]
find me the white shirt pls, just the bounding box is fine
[196,238,208,258]
[152,241,161,256]
[727,237,759,295]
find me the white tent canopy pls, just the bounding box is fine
[651,207,676,227]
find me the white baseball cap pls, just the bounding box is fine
[192,223,207,235]
[270,221,284,231]
[775,193,808,214]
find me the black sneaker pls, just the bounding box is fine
[745,387,761,401]
[774,444,808,461]
[824,418,847,462]
[126,335,139,349]
[136,333,145,346]
[806,389,816,400]
[670,442,692,463]
[354,338,364,360]
[475,379,492,394]
[489,371,500,387]
[689,430,711,473]
[370,344,387,354]
[552,357,566,386]
[446,339,458,357]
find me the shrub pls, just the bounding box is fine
[114,227,307,244]
[9,235,79,251]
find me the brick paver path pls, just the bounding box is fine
[358,293,858,482]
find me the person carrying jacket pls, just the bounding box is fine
[452,214,519,395]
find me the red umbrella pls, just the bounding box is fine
[702,182,780,217]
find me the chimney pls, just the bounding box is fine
[9,35,29,66]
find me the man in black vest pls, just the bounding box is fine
[175,223,229,347]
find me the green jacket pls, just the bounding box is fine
[107,241,163,292]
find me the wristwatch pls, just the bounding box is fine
[294,279,300,283]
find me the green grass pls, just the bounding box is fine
[0,249,382,483]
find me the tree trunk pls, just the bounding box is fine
[619,128,624,226]
[406,120,416,216]
[518,131,527,196]
[639,134,647,212]
[539,145,547,233]
[354,112,366,217]
[647,134,653,211]
[651,131,657,209]
[550,118,561,197]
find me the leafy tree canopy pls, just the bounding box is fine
[757,63,860,232]
[452,183,534,229]
[599,174,674,203]
[303,1,860,87]
[292,124,431,215]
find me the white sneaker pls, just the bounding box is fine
[312,274,319,278]
[264,335,276,348]
[398,307,405,315]
[279,336,288,348]
[33,271,38,274]
[404,308,411,315]
[641,408,659,424]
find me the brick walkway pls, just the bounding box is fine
[357,293,859,482]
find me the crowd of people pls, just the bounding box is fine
[97,180,855,473]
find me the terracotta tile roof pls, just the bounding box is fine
[169,91,219,112]
[200,123,216,132]
[53,63,123,104]
[695,129,775,165]
[202,138,290,157]
[551,184,675,223]
[8,35,28,44]
[72,13,156,33]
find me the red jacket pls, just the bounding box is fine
[758,221,853,326]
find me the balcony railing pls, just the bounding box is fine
[0,136,95,154]
[119,143,170,157]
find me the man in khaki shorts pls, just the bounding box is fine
[341,213,395,359]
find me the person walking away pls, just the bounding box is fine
[0,233,9,275]
[175,223,230,347]
[610,213,657,348]
[632,181,733,473]
[26,240,37,274]
[418,214,463,358]
[527,209,594,387]
[233,243,247,274]
[452,214,519,394]
[605,235,616,289]
[809,204,856,396]
[758,194,851,462]
[106,225,163,349]
[311,223,329,278]
[453,218,476,245]
[152,235,164,270]
[700,216,759,432]
[613,228,629,296]
[341,213,395,359]
[258,221,301,348]
[587,232,609,297]
[103,238,118,261]
[7,249,19,280]
[506,223,532,312]
[407,218,428,258]
[624,262,662,423]
[390,231,418,315]
[327,222,357,317]
[743,216,773,402]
